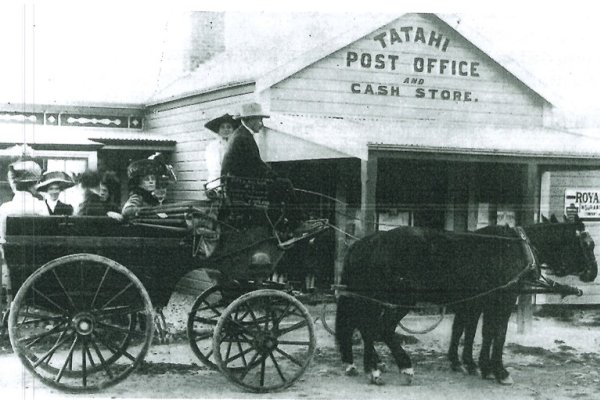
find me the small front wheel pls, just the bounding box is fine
[187,285,229,369]
[213,289,315,392]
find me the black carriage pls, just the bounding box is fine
[0,176,330,393]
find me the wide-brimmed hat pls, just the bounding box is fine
[35,171,76,192]
[204,113,241,134]
[233,102,270,120]
[8,160,43,183]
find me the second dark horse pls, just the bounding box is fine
[448,216,597,381]
[335,221,595,385]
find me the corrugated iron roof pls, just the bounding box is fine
[0,124,175,148]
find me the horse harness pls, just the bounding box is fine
[335,226,580,313]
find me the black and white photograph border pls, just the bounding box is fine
[1,1,600,399]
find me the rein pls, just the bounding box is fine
[337,226,581,312]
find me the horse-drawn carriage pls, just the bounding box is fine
[0,176,330,393]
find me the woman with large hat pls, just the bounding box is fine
[121,154,176,218]
[204,113,240,192]
[0,159,48,242]
[35,171,76,215]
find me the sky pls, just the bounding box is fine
[1,1,599,125]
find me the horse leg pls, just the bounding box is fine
[489,300,515,385]
[335,297,358,376]
[361,328,384,385]
[448,308,466,373]
[478,309,494,380]
[462,305,482,375]
[381,311,413,386]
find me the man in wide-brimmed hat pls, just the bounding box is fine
[36,171,75,215]
[0,159,48,242]
[204,113,240,192]
[221,102,272,179]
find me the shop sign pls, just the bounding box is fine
[346,25,480,102]
[564,188,600,219]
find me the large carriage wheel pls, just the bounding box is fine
[8,254,154,392]
[213,289,315,392]
[187,285,229,369]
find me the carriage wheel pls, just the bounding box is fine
[187,285,229,369]
[8,254,154,392]
[213,289,315,392]
[320,302,336,335]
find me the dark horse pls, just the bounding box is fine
[335,220,595,386]
[448,216,597,381]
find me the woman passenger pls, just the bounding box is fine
[121,158,161,218]
[35,171,75,215]
[78,171,120,216]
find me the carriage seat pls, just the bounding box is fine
[5,215,187,239]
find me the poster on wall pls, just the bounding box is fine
[564,188,600,219]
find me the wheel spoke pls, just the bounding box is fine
[239,351,261,380]
[19,322,68,347]
[85,341,97,369]
[225,337,233,361]
[82,339,87,388]
[243,302,260,325]
[31,287,70,314]
[224,342,255,366]
[93,331,136,362]
[100,282,134,309]
[218,335,252,344]
[91,266,111,309]
[96,321,145,338]
[277,320,308,336]
[90,336,114,379]
[52,269,78,311]
[273,303,293,327]
[277,340,312,346]
[31,330,74,367]
[225,317,257,338]
[274,347,304,367]
[269,352,286,383]
[94,305,146,319]
[44,328,70,365]
[192,329,213,341]
[259,356,266,387]
[55,335,79,383]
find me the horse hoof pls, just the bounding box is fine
[450,363,467,374]
[399,368,414,386]
[345,364,359,376]
[497,375,514,385]
[369,375,385,385]
[466,365,479,376]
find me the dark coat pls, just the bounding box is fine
[220,124,271,179]
[46,200,74,216]
[77,192,119,216]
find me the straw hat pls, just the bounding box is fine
[8,160,43,183]
[204,113,241,134]
[35,171,76,192]
[233,102,270,119]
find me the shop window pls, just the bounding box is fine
[378,209,413,231]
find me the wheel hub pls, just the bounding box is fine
[254,333,278,353]
[72,313,95,335]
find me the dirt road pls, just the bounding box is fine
[1,296,599,400]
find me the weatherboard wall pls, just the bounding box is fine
[270,13,546,126]
[144,85,255,201]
